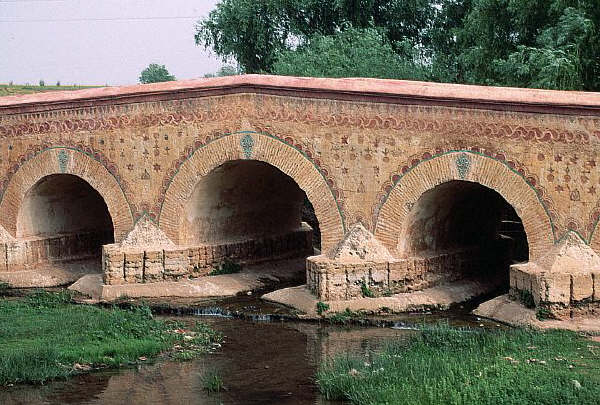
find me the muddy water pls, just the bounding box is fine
[0,296,500,405]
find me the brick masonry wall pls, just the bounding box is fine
[307,248,481,301]
[1,230,112,271]
[1,92,599,257]
[510,264,600,318]
[103,226,313,285]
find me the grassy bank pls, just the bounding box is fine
[0,291,220,385]
[0,84,102,97]
[317,324,600,405]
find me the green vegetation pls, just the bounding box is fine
[360,281,375,298]
[209,259,242,276]
[204,64,240,78]
[0,84,101,97]
[139,63,175,84]
[202,369,225,393]
[329,308,363,324]
[317,323,600,404]
[196,0,600,91]
[0,290,221,385]
[536,306,553,321]
[274,28,427,80]
[517,289,535,309]
[316,301,330,316]
[0,282,9,296]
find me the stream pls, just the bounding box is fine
[0,293,502,405]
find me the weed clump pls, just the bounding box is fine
[209,259,242,276]
[360,281,375,298]
[202,369,225,393]
[316,301,330,316]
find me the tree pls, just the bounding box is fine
[455,0,600,90]
[195,0,436,74]
[203,65,240,78]
[139,64,175,84]
[273,28,429,80]
[196,0,600,90]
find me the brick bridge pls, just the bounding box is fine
[1,75,600,316]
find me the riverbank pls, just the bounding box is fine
[317,324,600,405]
[0,290,221,385]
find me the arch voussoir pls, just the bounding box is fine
[159,132,345,251]
[374,151,554,261]
[0,147,134,242]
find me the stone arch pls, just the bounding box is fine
[374,151,555,261]
[159,131,345,251]
[0,147,134,242]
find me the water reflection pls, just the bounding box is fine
[1,317,417,405]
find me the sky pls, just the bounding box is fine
[0,0,223,85]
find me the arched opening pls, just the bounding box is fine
[16,174,114,270]
[181,160,320,279]
[401,180,528,293]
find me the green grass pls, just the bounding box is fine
[0,290,221,385]
[0,84,102,97]
[202,369,225,393]
[317,323,600,405]
[328,308,364,324]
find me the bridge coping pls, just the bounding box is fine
[2,75,600,114]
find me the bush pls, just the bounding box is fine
[316,301,330,316]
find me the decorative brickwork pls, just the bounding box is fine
[374,151,555,260]
[0,147,134,242]
[1,75,599,305]
[158,131,345,251]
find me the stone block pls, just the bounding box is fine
[509,265,521,289]
[143,250,164,283]
[47,237,61,259]
[389,260,408,282]
[544,273,570,305]
[326,269,348,301]
[124,251,144,283]
[6,242,27,271]
[530,272,546,305]
[163,248,188,280]
[369,263,389,285]
[571,273,593,302]
[186,247,201,274]
[593,272,600,302]
[102,247,125,285]
[0,243,6,272]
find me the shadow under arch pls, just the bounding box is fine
[158,131,345,251]
[374,150,554,261]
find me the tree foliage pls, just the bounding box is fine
[196,0,600,90]
[273,28,429,80]
[203,65,240,78]
[139,63,175,84]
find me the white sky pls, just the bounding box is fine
[0,0,223,85]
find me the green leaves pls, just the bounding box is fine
[273,28,430,80]
[139,63,175,84]
[456,1,599,89]
[196,0,600,90]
